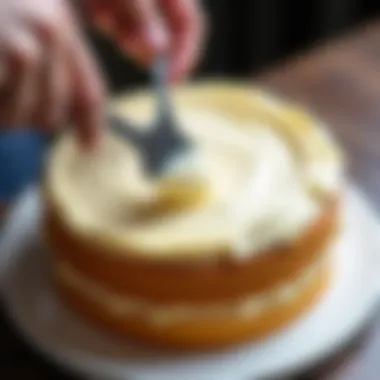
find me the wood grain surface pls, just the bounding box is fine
[2,19,380,380]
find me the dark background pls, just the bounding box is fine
[88,0,380,94]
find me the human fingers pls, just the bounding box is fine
[115,0,168,64]
[159,0,206,81]
[28,12,71,130]
[66,26,106,149]
[0,27,41,126]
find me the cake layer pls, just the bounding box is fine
[44,82,342,349]
[45,197,338,303]
[56,254,330,349]
[55,254,329,325]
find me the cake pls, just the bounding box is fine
[44,81,343,349]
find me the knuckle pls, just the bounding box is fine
[36,16,60,42]
[9,37,40,69]
[33,1,68,42]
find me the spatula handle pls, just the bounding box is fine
[151,55,172,128]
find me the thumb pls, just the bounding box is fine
[117,0,169,65]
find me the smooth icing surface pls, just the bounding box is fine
[46,81,343,259]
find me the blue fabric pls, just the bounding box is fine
[0,130,47,203]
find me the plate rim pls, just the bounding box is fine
[1,185,380,380]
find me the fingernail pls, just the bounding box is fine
[145,24,168,53]
[121,24,168,66]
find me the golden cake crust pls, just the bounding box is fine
[55,256,330,350]
[44,81,343,348]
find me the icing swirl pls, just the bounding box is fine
[46,82,343,259]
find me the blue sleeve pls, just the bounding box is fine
[0,130,48,203]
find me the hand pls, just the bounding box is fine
[0,0,105,148]
[85,0,206,82]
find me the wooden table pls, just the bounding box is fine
[2,20,380,380]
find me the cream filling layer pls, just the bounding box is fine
[47,83,343,259]
[56,256,328,326]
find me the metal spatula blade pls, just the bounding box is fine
[109,56,191,176]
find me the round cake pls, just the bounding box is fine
[44,81,344,349]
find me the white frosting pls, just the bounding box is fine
[47,82,343,259]
[56,256,327,326]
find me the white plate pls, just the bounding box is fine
[1,187,380,380]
